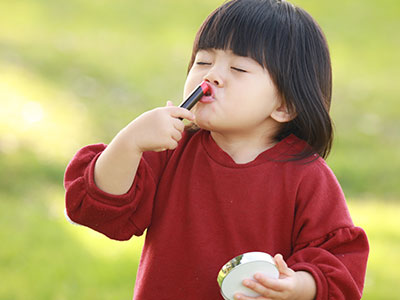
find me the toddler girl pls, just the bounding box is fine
[64,0,369,299]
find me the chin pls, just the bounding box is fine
[194,120,213,131]
[196,120,229,134]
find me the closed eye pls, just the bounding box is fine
[231,67,247,73]
[196,62,211,65]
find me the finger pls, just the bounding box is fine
[168,106,195,121]
[234,293,262,300]
[241,279,281,299]
[166,100,174,107]
[164,139,179,150]
[170,128,182,142]
[253,273,285,292]
[274,254,287,273]
[274,254,294,277]
[172,118,185,132]
[234,293,269,300]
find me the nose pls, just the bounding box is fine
[203,65,224,87]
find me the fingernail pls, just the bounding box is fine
[234,294,242,300]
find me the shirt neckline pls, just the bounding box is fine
[200,130,301,168]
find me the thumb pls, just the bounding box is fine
[274,254,293,277]
[166,100,174,107]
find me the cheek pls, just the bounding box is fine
[183,75,191,98]
[183,82,191,99]
[184,66,208,98]
[183,74,198,99]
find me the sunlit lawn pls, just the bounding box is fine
[1,0,399,299]
[0,185,144,300]
[348,201,400,299]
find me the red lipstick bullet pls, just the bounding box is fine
[179,81,210,110]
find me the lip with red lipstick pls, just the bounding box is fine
[199,82,215,104]
[179,81,213,111]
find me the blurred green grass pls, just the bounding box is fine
[1,0,399,299]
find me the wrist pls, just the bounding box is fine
[295,271,316,300]
[115,125,144,155]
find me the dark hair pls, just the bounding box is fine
[187,0,333,159]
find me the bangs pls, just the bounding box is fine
[190,0,281,70]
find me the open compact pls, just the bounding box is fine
[217,252,279,300]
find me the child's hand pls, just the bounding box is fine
[234,254,316,300]
[122,101,195,153]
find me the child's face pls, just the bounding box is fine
[184,49,286,135]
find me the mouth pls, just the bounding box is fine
[200,83,215,103]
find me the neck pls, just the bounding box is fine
[210,129,278,164]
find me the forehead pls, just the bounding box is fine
[193,1,277,68]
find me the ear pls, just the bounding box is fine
[271,102,297,123]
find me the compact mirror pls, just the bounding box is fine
[217,252,279,300]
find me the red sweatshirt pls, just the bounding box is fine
[64,130,369,300]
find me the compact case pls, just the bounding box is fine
[217,252,279,300]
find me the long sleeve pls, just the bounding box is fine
[287,159,369,300]
[289,227,368,300]
[64,144,162,240]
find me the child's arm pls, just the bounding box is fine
[235,159,368,300]
[94,102,195,195]
[234,254,316,300]
[64,102,194,240]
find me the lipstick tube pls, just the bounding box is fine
[179,81,210,110]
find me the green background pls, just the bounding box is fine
[1,0,399,299]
